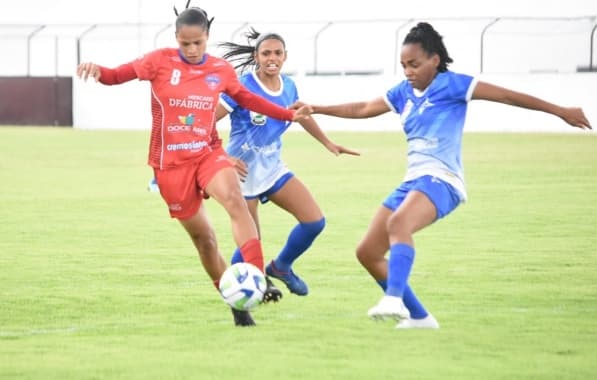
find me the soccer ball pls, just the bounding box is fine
[219,262,267,311]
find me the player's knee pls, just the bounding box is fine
[303,217,326,236]
[218,188,246,213]
[386,213,412,236]
[355,245,367,264]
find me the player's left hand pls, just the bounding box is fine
[560,107,592,130]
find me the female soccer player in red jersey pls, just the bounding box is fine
[76,5,312,327]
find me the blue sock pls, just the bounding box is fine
[386,243,415,297]
[403,285,428,319]
[376,279,387,291]
[230,248,243,264]
[274,218,325,272]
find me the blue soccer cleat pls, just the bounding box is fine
[265,261,309,296]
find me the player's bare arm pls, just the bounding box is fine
[472,81,592,130]
[310,97,391,119]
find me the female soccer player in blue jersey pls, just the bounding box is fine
[214,28,359,296]
[301,22,591,329]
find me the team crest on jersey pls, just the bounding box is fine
[178,113,195,125]
[250,111,267,126]
[205,75,220,90]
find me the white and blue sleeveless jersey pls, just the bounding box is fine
[384,71,477,201]
[220,71,298,197]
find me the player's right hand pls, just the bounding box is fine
[77,62,101,82]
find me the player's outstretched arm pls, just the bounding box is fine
[76,62,138,85]
[306,97,391,119]
[472,81,592,130]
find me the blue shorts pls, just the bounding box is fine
[382,175,461,220]
[245,172,294,204]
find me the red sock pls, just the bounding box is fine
[239,238,264,272]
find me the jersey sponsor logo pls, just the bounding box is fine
[178,113,195,125]
[167,125,192,132]
[168,203,182,211]
[189,69,203,75]
[205,74,221,90]
[166,140,209,152]
[215,154,229,162]
[169,97,214,110]
[249,111,267,126]
[240,141,278,155]
[167,125,208,135]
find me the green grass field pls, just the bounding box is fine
[1,127,596,379]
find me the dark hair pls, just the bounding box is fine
[218,27,286,73]
[403,22,453,72]
[173,1,214,32]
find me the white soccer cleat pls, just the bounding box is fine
[367,295,410,321]
[396,314,440,329]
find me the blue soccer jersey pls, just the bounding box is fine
[384,71,477,201]
[220,71,298,197]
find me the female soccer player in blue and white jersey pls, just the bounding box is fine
[302,22,591,329]
[215,28,359,296]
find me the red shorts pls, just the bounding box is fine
[154,147,234,219]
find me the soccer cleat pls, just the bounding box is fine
[147,177,160,192]
[230,307,256,327]
[261,276,283,303]
[265,261,309,296]
[396,314,440,329]
[367,295,411,321]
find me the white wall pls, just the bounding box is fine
[73,72,597,133]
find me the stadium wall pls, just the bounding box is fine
[0,77,72,126]
[72,73,597,133]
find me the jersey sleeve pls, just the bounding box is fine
[98,62,138,85]
[285,75,300,103]
[131,49,164,81]
[219,92,238,113]
[384,81,407,114]
[449,73,476,102]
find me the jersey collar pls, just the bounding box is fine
[178,51,207,65]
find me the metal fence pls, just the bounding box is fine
[1,16,596,77]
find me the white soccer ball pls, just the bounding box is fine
[219,262,267,311]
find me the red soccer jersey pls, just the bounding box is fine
[99,48,295,169]
[135,48,241,169]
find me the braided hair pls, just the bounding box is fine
[173,1,214,33]
[403,22,453,72]
[218,27,286,73]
